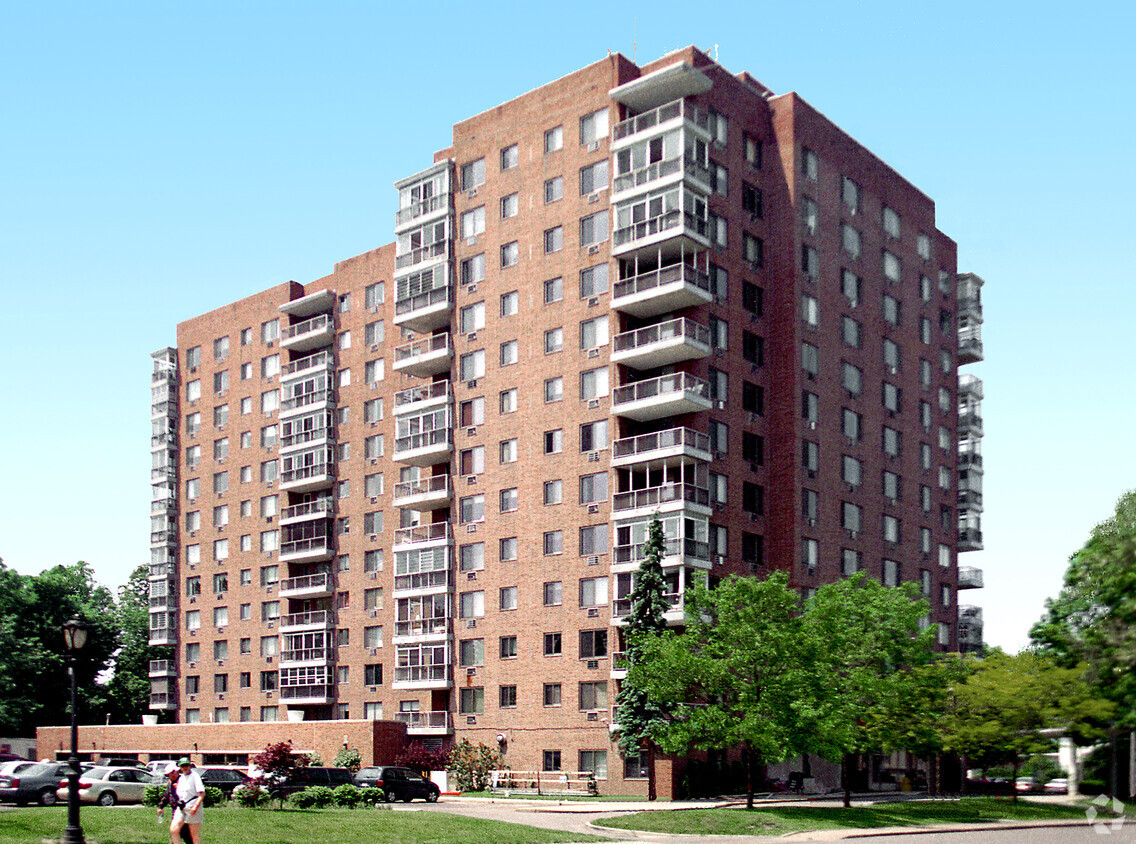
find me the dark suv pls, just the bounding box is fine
[354,766,439,802]
[262,766,356,797]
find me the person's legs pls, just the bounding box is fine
[169,816,183,844]
[187,821,202,844]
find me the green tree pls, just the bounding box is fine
[104,563,167,723]
[1032,490,1136,729]
[333,746,362,773]
[0,559,118,735]
[446,739,503,792]
[944,650,1113,801]
[614,514,672,800]
[796,573,934,806]
[627,572,807,808]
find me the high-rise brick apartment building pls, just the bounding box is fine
[146,46,985,795]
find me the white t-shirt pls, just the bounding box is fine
[175,770,205,805]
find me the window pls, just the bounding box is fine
[544,377,564,403]
[743,232,764,268]
[499,537,518,561]
[802,196,817,234]
[883,470,901,502]
[743,382,763,415]
[579,160,609,195]
[544,176,563,204]
[841,223,861,259]
[884,382,902,413]
[363,625,383,648]
[543,479,563,505]
[213,370,229,394]
[544,226,563,253]
[544,428,563,453]
[884,339,901,372]
[542,581,563,607]
[499,586,517,611]
[459,301,485,334]
[883,206,901,238]
[499,488,518,512]
[459,350,485,382]
[499,685,517,708]
[841,176,860,214]
[579,108,609,144]
[459,494,485,523]
[544,327,563,354]
[459,639,484,667]
[579,210,608,245]
[499,438,517,463]
[544,632,562,656]
[500,144,518,170]
[364,550,383,573]
[543,530,563,555]
[742,532,764,569]
[918,232,931,259]
[543,684,562,706]
[743,482,764,516]
[579,577,608,608]
[802,147,818,180]
[842,316,862,349]
[578,681,608,711]
[364,434,383,458]
[500,241,519,267]
[920,317,932,344]
[801,245,819,280]
[709,420,728,455]
[213,606,228,627]
[742,331,764,367]
[580,264,609,297]
[460,253,486,285]
[460,158,485,191]
[842,549,861,576]
[843,455,862,487]
[841,362,862,396]
[499,389,517,413]
[802,342,819,377]
[459,687,484,715]
[742,281,762,316]
[499,192,519,219]
[842,502,862,533]
[883,295,901,327]
[499,635,517,658]
[499,291,518,318]
[364,282,384,310]
[801,538,818,571]
[580,524,608,555]
[580,367,609,400]
[214,404,229,427]
[579,472,607,504]
[580,419,608,451]
[743,432,764,465]
[459,590,485,619]
[802,440,819,474]
[883,251,902,283]
[801,294,819,327]
[544,125,563,153]
[544,276,563,303]
[499,339,518,366]
[742,181,762,218]
[460,205,486,239]
[883,558,901,587]
[579,629,607,659]
[883,427,902,457]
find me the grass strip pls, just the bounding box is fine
[595,797,1090,836]
[0,805,609,844]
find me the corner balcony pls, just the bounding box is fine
[958,373,984,402]
[279,647,333,668]
[958,325,984,364]
[148,616,176,647]
[958,605,984,651]
[394,380,451,416]
[612,96,710,144]
[279,496,334,526]
[612,482,711,518]
[280,610,333,633]
[280,413,335,452]
[958,566,984,590]
[958,488,984,512]
[279,535,334,564]
[282,351,335,383]
[395,192,452,231]
[280,288,336,319]
[393,618,452,641]
[612,151,712,203]
[393,474,452,511]
[611,317,711,369]
[393,521,451,552]
[148,691,177,711]
[612,427,711,469]
[612,591,683,625]
[394,427,452,466]
[281,313,335,353]
[957,273,984,322]
[958,525,984,552]
[279,685,334,705]
[393,333,453,378]
[280,461,335,493]
[279,571,334,599]
[613,372,711,422]
[394,266,452,333]
[958,405,984,437]
[148,659,177,678]
[611,261,712,318]
[280,388,335,419]
[392,663,452,690]
[958,446,983,472]
[612,204,710,261]
[393,710,453,736]
[613,536,711,571]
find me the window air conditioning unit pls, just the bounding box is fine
[588,191,600,203]
[465,619,476,629]
[588,399,600,409]
[587,504,600,514]
[466,524,477,533]
[587,608,599,618]
[588,141,601,153]
[588,245,601,255]
[587,556,599,566]
[467,188,479,199]
[466,667,476,676]
[586,711,599,721]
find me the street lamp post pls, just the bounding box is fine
[62,616,89,844]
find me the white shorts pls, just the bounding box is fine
[173,805,204,826]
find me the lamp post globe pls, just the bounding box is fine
[62,616,88,844]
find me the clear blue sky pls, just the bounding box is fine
[2,1,1133,651]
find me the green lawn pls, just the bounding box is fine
[596,797,1091,836]
[462,790,650,802]
[0,806,609,844]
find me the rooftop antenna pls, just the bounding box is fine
[714,43,719,62]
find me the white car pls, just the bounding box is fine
[54,766,153,806]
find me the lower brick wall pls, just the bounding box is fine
[36,719,407,767]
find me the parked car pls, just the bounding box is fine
[242,766,357,799]
[197,767,251,797]
[146,760,179,778]
[0,762,72,805]
[353,766,439,802]
[0,761,36,778]
[0,753,28,764]
[1015,777,1039,792]
[1044,777,1069,794]
[54,766,153,806]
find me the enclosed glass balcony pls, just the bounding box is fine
[612,185,709,260]
[394,263,452,333]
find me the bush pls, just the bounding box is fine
[447,739,504,792]
[289,789,318,809]
[233,783,270,808]
[203,786,225,807]
[332,784,362,808]
[143,785,163,807]
[290,786,335,809]
[333,747,362,773]
[358,787,384,805]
